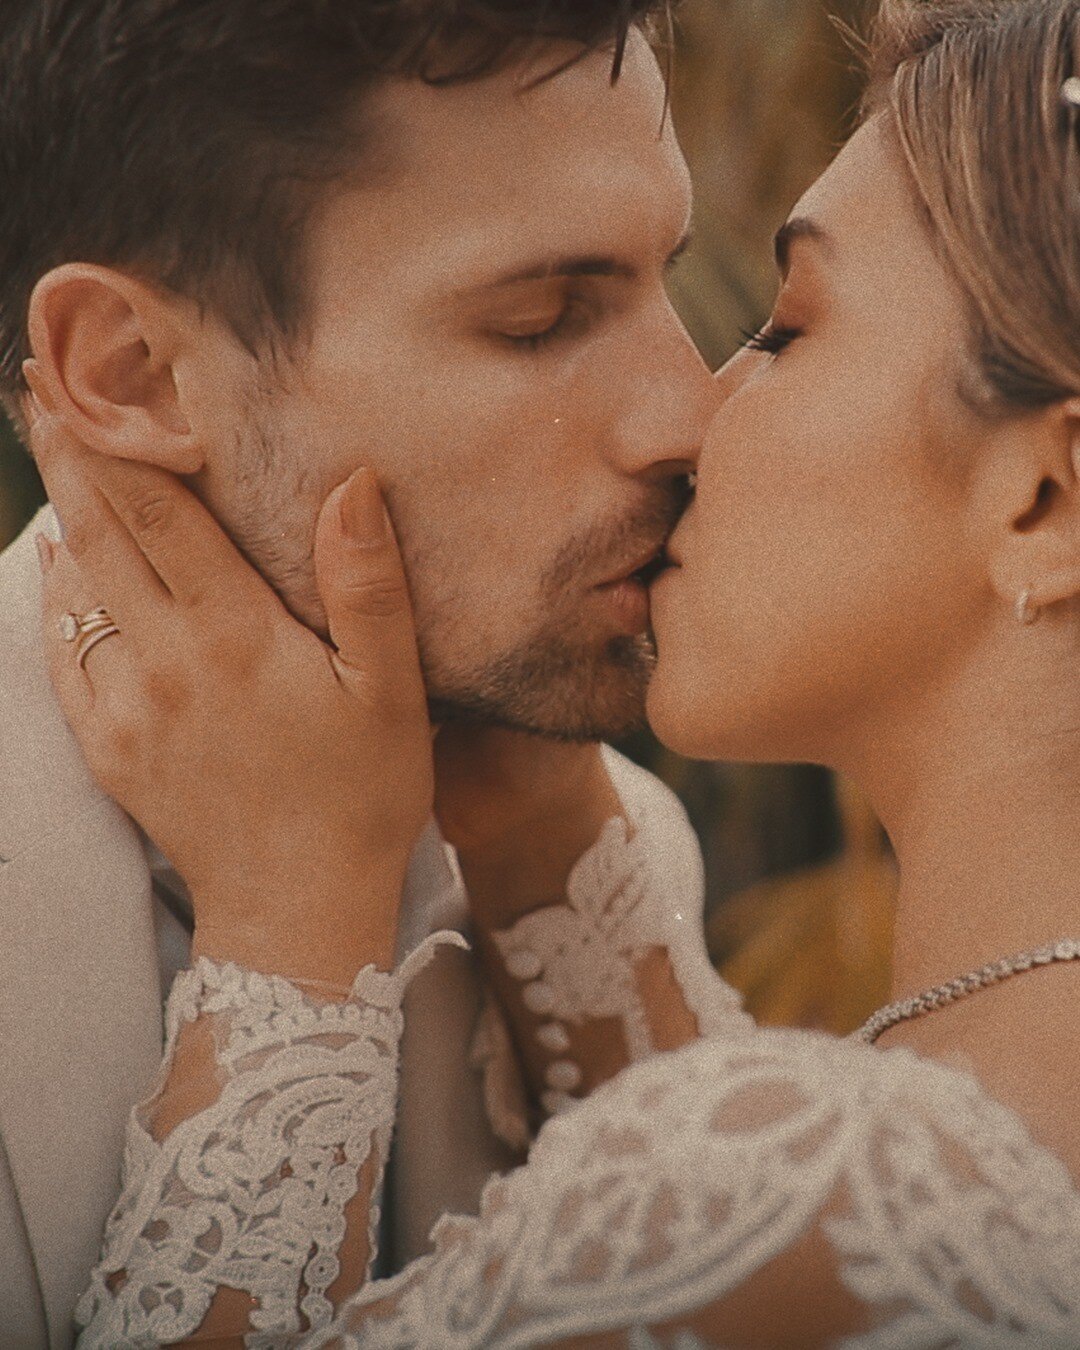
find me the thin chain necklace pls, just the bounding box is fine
[854,937,1080,1045]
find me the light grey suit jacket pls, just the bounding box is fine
[0,506,711,1347]
[0,510,164,1347]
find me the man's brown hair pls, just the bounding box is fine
[0,0,670,397]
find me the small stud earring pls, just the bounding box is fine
[1016,589,1040,626]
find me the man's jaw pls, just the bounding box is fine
[424,627,654,745]
[416,487,690,742]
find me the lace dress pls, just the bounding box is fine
[76,821,1080,1349]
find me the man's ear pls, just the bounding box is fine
[25,263,206,474]
[982,396,1080,617]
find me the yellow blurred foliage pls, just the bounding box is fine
[707,777,897,1035]
[668,0,866,365]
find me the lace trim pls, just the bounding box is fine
[490,816,749,1115]
[76,930,468,1349]
[318,1030,1080,1350]
[471,797,751,1144]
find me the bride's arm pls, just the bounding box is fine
[313,1027,1070,1350]
[436,731,752,1132]
[76,937,467,1346]
[27,386,434,1342]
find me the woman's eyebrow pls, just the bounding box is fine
[774,217,831,278]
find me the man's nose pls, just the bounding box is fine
[609,314,719,479]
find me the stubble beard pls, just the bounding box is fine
[226,468,661,743]
[427,627,656,744]
[422,490,688,744]
[229,401,685,744]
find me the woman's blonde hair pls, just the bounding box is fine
[866,0,1080,410]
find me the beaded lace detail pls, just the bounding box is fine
[490,816,752,1115]
[75,813,1080,1348]
[317,1029,1080,1349]
[75,931,467,1348]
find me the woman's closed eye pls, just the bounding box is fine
[740,324,802,356]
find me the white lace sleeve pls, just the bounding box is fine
[479,814,753,1122]
[315,1027,1080,1349]
[597,744,753,1042]
[75,930,468,1349]
[467,751,751,1150]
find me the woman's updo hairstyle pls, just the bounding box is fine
[866,0,1080,411]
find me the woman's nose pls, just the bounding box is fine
[712,344,762,402]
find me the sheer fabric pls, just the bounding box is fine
[315,1029,1080,1348]
[76,933,468,1348]
[75,816,1080,1348]
[480,815,752,1120]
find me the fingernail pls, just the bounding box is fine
[340,468,390,547]
[34,533,55,574]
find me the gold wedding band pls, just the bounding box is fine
[75,624,121,670]
[59,608,122,671]
[59,607,110,642]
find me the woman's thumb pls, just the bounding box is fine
[314,468,425,702]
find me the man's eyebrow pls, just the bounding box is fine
[774,217,830,278]
[476,228,695,289]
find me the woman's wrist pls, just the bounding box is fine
[190,869,407,989]
[190,925,400,991]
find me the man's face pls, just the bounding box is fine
[198,31,715,741]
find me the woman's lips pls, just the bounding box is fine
[662,542,684,568]
[647,550,682,600]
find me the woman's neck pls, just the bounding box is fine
[869,729,1080,1004]
[857,724,1080,1178]
[846,643,1080,1177]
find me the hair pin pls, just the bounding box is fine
[1061,76,1080,107]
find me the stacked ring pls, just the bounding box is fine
[59,607,121,671]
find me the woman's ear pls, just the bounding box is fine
[24,263,206,474]
[983,396,1080,617]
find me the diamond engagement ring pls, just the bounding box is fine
[59,607,121,671]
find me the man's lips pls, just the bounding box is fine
[594,542,671,590]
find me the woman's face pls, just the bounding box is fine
[648,118,992,766]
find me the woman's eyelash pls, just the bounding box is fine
[740,325,802,355]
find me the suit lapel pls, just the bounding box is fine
[0,510,162,1344]
[389,825,518,1268]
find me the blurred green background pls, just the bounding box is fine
[0,0,893,1031]
[0,415,41,549]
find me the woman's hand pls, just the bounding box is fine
[28,394,433,984]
